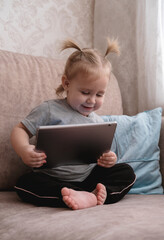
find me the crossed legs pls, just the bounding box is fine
[15,163,136,210]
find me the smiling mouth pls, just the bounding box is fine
[82,105,94,110]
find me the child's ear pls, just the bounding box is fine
[62,75,70,90]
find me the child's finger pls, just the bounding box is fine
[99,155,115,162]
[98,159,114,166]
[102,153,117,162]
[32,158,47,163]
[97,160,113,168]
[32,154,47,161]
[31,151,47,159]
[102,152,115,158]
[31,159,47,168]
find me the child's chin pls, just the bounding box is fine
[78,110,90,116]
[79,112,88,116]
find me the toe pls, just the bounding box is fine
[61,187,70,197]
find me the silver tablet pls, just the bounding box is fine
[35,122,117,168]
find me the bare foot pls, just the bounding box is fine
[61,187,97,210]
[93,183,107,205]
[61,183,107,210]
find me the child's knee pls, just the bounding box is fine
[122,163,136,184]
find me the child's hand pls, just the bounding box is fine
[20,144,47,168]
[97,151,117,168]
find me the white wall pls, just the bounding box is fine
[0,0,94,59]
[94,0,138,115]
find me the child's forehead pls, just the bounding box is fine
[73,71,109,89]
[79,69,110,82]
[78,65,110,79]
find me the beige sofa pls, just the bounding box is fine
[0,49,164,240]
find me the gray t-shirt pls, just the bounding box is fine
[22,98,104,182]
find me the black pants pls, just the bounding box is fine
[15,163,136,208]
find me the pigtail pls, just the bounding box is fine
[56,84,64,97]
[60,39,82,52]
[56,39,83,97]
[104,38,120,57]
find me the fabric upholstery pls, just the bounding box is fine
[159,116,164,187]
[102,108,163,194]
[0,191,164,240]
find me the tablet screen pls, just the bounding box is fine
[35,122,117,168]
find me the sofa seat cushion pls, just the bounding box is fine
[0,191,164,240]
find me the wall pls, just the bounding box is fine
[0,0,94,59]
[94,0,138,115]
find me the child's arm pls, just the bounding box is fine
[97,151,117,168]
[10,123,47,168]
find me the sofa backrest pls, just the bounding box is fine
[0,49,123,190]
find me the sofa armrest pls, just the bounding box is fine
[159,116,164,187]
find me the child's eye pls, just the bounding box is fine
[81,91,90,95]
[96,93,104,97]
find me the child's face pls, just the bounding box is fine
[62,72,109,116]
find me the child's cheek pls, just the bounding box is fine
[98,98,104,108]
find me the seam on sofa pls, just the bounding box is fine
[110,175,137,195]
[14,186,59,199]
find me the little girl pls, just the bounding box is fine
[11,38,136,210]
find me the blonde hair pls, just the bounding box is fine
[56,38,120,96]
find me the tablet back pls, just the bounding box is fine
[36,122,117,168]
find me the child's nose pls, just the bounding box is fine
[87,96,96,104]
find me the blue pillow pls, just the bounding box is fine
[102,108,163,194]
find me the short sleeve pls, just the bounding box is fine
[21,101,50,135]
